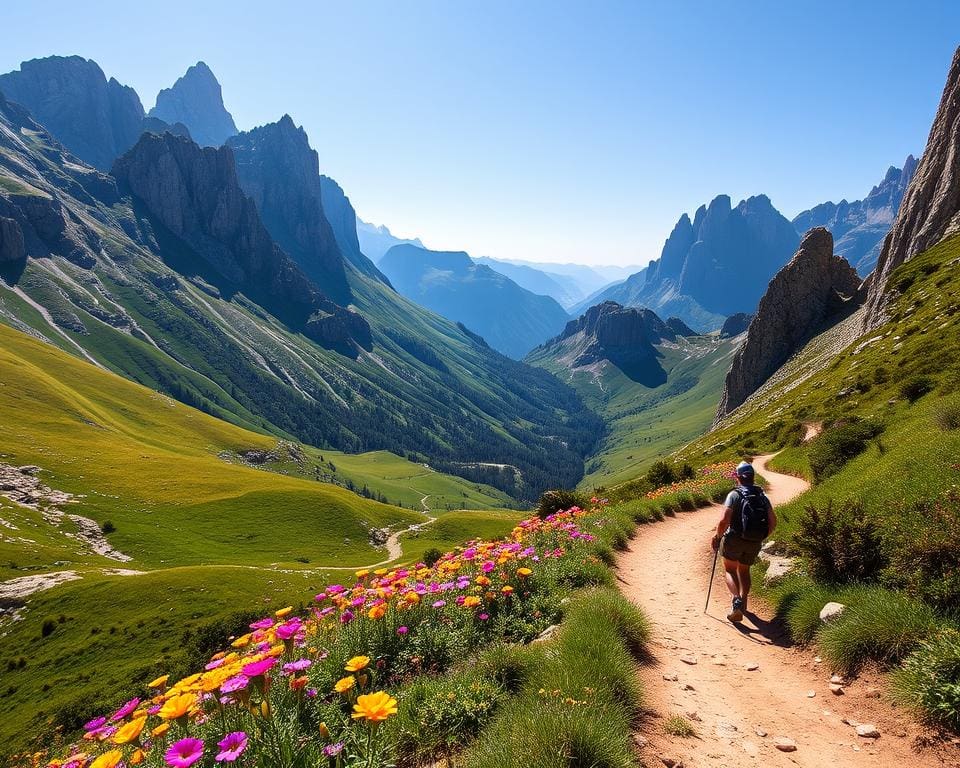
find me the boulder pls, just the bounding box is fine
[819,602,847,623]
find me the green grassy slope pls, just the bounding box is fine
[528,334,738,488]
[0,321,523,755]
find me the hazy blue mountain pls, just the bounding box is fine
[320,181,393,284]
[379,244,571,358]
[0,56,147,170]
[473,256,584,308]
[492,258,640,300]
[356,219,424,263]
[585,195,799,331]
[149,61,238,147]
[792,155,917,275]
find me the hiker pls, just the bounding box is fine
[711,461,777,623]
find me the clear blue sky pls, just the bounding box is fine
[2,1,958,267]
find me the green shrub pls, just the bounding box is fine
[679,464,695,480]
[40,619,57,638]
[934,400,960,431]
[536,489,586,519]
[900,375,934,403]
[892,628,960,730]
[645,460,676,488]
[768,575,838,644]
[793,500,886,583]
[884,490,960,614]
[819,587,938,674]
[422,547,444,567]
[100,520,116,535]
[808,419,884,481]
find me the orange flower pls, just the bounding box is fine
[151,722,171,738]
[351,691,399,722]
[345,655,371,672]
[403,592,420,605]
[501,585,515,595]
[335,675,356,693]
[158,693,195,720]
[147,675,169,690]
[112,717,146,745]
[367,603,386,620]
[463,596,481,608]
[89,752,123,768]
[129,750,146,766]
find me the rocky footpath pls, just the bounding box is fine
[865,45,960,328]
[111,132,370,350]
[716,228,862,420]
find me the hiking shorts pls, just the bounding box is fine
[720,534,763,566]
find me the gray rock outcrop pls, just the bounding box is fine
[0,216,25,263]
[227,115,350,303]
[716,228,861,420]
[111,132,370,351]
[0,56,146,170]
[864,46,960,329]
[148,62,238,147]
[720,312,753,338]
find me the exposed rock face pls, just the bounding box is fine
[148,62,238,147]
[864,46,960,329]
[590,194,799,332]
[318,176,392,283]
[357,219,425,264]
[794,156,917,275]
[720,312,753,338]
[0,56,146,170]
[227,116,350,303]
[111,132,369,350]
[0,216,25,263]
[716,228,861,420]
[141,116,192,140]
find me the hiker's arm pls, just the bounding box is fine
[716,507,732,538]
[767,505,778,536]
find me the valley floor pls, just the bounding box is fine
[618,455,953,767]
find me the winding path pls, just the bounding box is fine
[617,454,949,767]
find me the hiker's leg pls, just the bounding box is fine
[723,558,740,598]
[737,563,752,604]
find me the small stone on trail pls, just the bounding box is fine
[686,711,702,722]
[774,737,798,752]
[820,602,847,623]
[680,654,697,665]
[807,690,816,698]
[745,662,759,671]
[830,674,844,685]
[864,687,881,699]
[830,684,845,695]
[681,683,695,691]
[659,757,681,768]
[663,672,679,681]
[633,734,648,748]
[814,656,822,663]
[856,724,880,738]
[715,721,738,738]
[755,728,768,737]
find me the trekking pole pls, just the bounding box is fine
[705,545,719,613]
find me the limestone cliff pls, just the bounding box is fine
[716,228,861,420]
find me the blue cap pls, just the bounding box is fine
[736,461,755,479]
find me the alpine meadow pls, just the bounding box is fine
[1,4,960,768]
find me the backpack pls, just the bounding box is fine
[732,485,770,542]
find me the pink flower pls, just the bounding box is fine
[275,619,302,640]
[165,738,205,768]
[432,600,446,608]
[339,610,354,624]
[327,585,345,595]
[205,657,226,670]
[249,617,274,630]
[215,732,248,763]
[84,716,107,731]
[282,659,312,675]
[221,674,249,693]
[396,626,409,636]
[481,561,496,573]
[478,613,490,620]
[242,658,275,678]
[110,697,140,721]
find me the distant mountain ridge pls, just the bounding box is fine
[148,61,238,147]
[793,155,918,275]
[379,243,570,358]
[356,219,424,263]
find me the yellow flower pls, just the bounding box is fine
[344,655,371,672]
[516,567,532,577]
[147,674,169,689]
[151,722,171,738]
[351,691,399,722]
[158,693,195,720]
[367,604,386,620]
[335,675,356,693]
[130,749,146,765]
[355,569,370,578]
[319,721,330,739]
[403,591,420,605]
[89,751,123,768]
[501,585,515,595]
[275,606,293,618]
[231,633,252,648]
[463,596,481,608]
[112,717,147,745]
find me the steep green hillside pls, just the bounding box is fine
[528,329,738,488]
[0,322,522,753]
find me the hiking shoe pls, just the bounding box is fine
[728,597,744,623]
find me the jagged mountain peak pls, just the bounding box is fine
[149,61,238,147]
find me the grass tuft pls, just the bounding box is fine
[664,713,697,737]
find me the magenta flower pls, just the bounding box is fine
[339,609,355,624]
[275,619,302,640]
[478,612,490,620]
[432,600,446,609]
[215,732,248,763]
[205,657,226,670]
[481,561,496,573]
[166,738,205,768]
[84,716,107,731]
[221,674,250,693]
[249,617,274,630]
[396,625,409,635]
[242,658,276,678]
[323,743,345,757]
[110,697,140,721]
[282,658,312,675]
[326,584,345,595]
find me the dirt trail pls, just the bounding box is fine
[618,454,951,767]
